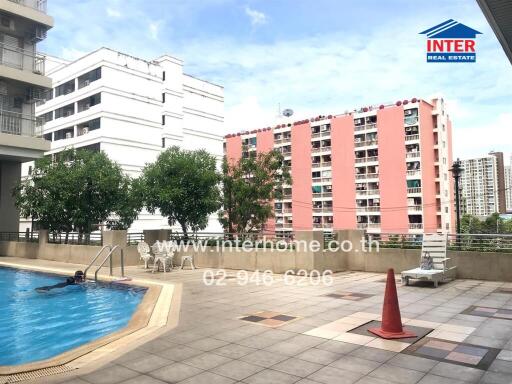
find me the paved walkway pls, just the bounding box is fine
[6,259,512,384]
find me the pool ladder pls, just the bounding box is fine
[84,245,125,281]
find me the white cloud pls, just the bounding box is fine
[106,7,122,18]
[148,20,163,40]
[245,6,266,26]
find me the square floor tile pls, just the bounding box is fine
[333,332,375,345]
[403,337,501,370]
[366,338,410,352]
[239,311,299,328]
[323,291,374,301]
[460,306,512,321]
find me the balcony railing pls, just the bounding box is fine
[407,187,422,194]
[356,189,380,196]
[357,206,381,213]
[355,139,378,148]
[406,170,421,176]
[0,109,43,137]
[0,43,45,75]
[357,223,368,229]
[311,131,331,139]
[8,0,47,12]
[406,152,420,158]
[311,146,331,153]
[409,223,423,230]
[355,156,378,163]
[405,134,419,141]
[409,205,423,211]
[356,173,379,180]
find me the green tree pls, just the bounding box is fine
[141,146,220,238]
[219,150,291,235]
[13,149,141,240]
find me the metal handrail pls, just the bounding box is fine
[83,245,112,279]
[94,245,125,281]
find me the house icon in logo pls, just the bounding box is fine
[420,19,482,62]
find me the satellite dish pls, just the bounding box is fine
[282,108,293,117]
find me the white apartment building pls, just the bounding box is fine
[22,47,224,232]
[460,152,504,217]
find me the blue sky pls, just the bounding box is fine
[41,0,512,161]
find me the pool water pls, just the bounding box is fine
[0,267,146,366]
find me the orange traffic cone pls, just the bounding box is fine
[368,268,416,339]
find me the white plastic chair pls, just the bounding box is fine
[137,241,153,269]
[401,233,456,287]
[151,241,174,273]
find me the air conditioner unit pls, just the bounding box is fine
[405,127,412,132]
[32,26,47,42]
[64,110,72,117]
[83,80,90,87]
[82,127,89,135]
[404,110,412,116]
[65,132,72,139]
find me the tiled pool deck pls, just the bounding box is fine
[3,258,512,384]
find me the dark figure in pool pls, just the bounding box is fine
[35,270,84,292]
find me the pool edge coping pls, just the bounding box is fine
[0,260,180,378]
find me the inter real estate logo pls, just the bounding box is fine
[420,19,482,63]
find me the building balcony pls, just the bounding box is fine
[357,206,381,213]
[312,192,332,198]
[311,131,330,139]
[311,146,331,153]
[405,134,419,141]
[4,0,53,27]
[355,139,378,148]
[312,161,331,168]
[0,109,43,137]
[357,223,368,229]
[313,207,333,213]
[355,156,378,164]
[406,152,420,159]
[408,205,423,212]
[0,43,51,89]
[356,189,380,196]
[407,187,422,194]
[8,0,47,12]
[406,170,421,177]
[356,173,379,180]
[409,223,423,229]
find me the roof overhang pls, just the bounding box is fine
[477,0,512,64]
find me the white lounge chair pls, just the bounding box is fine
[137,241,153,269]
[151,241,174,273]
[401,233,456,288]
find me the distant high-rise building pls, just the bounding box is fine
[505,160,512,213]
[225,97,454,235]
[460,152,506,217]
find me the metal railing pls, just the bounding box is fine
[0,42,45,74]
[8,0,47,12]
[127,232,144,245]
[166,231,296,248]
[0,231,39,242]
[47,232,103,246]
[0,109,43,137]
[365,233,512,253]
[407,187,422,194]
[405,134,419,141]
[406,152,420,158]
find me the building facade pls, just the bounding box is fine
[0,0,52,231]
[225,97,454,236]
[22,47,224,231]
[505,162,512,213]
[460,152,506,217]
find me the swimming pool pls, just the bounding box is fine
[0,266,146,366]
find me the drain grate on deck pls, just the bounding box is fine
[1,364,74,383]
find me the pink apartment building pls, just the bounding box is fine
[224,97,455,237]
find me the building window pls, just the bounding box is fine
[77,118,100,136]
[55,103,75,119]
[162,115,165,125]
[54,127,74,141]
[40,111,53,123]
[77,93,101,112]
[78,67,101,89]
[43,132,52,141]
[162,93,165,103]
[55,79,75,97]
[162,71,166,81]
[162,138,165,148]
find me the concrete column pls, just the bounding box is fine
[334,229,366,271]
[294,230,323,271]
[143,229,170,246]
[38,229,48,245]
[102,230,127,248]
[0,161,21,232]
